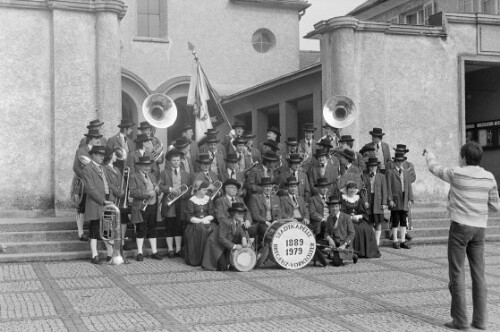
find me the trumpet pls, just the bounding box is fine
[166,184,190,206]
[207,181,223,200]
[99,202,125,265]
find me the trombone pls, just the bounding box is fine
[207,181,223,201]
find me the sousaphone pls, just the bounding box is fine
[142,93,178,129]
[322,95,357,129]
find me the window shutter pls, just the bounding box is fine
[458,0,474,13]
[424,1,434,25]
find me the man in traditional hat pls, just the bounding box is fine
[248,177,283,236]
[322,196,357,266]
[159,149,193,258]
[127,133,155,175]
[214,179,252,226]
[180,124,200,169]
[308,148,340,196]
[337,149,361,176]
[204,135,226,177]
[309,177,332,237]
[366,128,391,174]
[106,119,135,172]
[194,153,220,185]
[387,144,416,183]
[223,121,246,155]
[173,137,195,174]
[73,129,103,242]
[387,144,416,241]
[242,131,261,164]
[279,153,311,202]
[232,137,252,172]
[78,118,107,148]
[298,123,317,161]
[337,135,365,171]
[281,137,300,171]
[202,202,251,271]
[280,176,310,224]
[138,121,165,168]
[259,126,286,159]
[81,145,114,264]
[200,128,225,155]
[246,151,280,195]
[220,153,245,192]
[128,156,162,261]
[362,157,388,246]
[387,152,413,249]
[319,123,340,148]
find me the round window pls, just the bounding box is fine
[252,29,275,53]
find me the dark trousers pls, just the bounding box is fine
[448,221,486,328]
[136,204,158,239]
[390,210,407,228]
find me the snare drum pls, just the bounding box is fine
[263,219,316,269]
[230,247,256,272]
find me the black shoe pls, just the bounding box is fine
[392,242,401,249]
[352,253,358,264]
[91,256,101,265]
[314,247,327,267]
[167,250,176,259]
[255,245,270,269]
[106,256,112,262]
[176,249,184,258]
[151,252,163,260]
[136,253,143,261]
[400,242,411,249]
[470,323,486,330]
[405,233,413,241]
[79,234,89,242]
[444,321,469,330]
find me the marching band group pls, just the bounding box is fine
[72,118,417,270]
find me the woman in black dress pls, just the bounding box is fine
[340,181,381,258]
[184,180,216,266]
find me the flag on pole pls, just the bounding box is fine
[187,42,231,142]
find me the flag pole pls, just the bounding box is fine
[187,42,232,129]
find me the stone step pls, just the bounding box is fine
[0,248,172,263]
[0,230,79,242]
[0,218,77,232]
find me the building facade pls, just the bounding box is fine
[0,0,309,216]
[307,7,500,201]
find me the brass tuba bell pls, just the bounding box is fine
[142,93,178,129]
[322,96,357,129]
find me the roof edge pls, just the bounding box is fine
[230,0,311,11]
[305,15,448,39]
[222,63,321,104]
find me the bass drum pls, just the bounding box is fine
[263,219,316,270]
[230,247,256,272]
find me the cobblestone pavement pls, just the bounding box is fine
[2,244,500,331]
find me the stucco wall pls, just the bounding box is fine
[319,19,489,202]
[0,2,125,215]
[0,7,53,211]
[120,0,301,96]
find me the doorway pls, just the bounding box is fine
[464,61,500,187]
